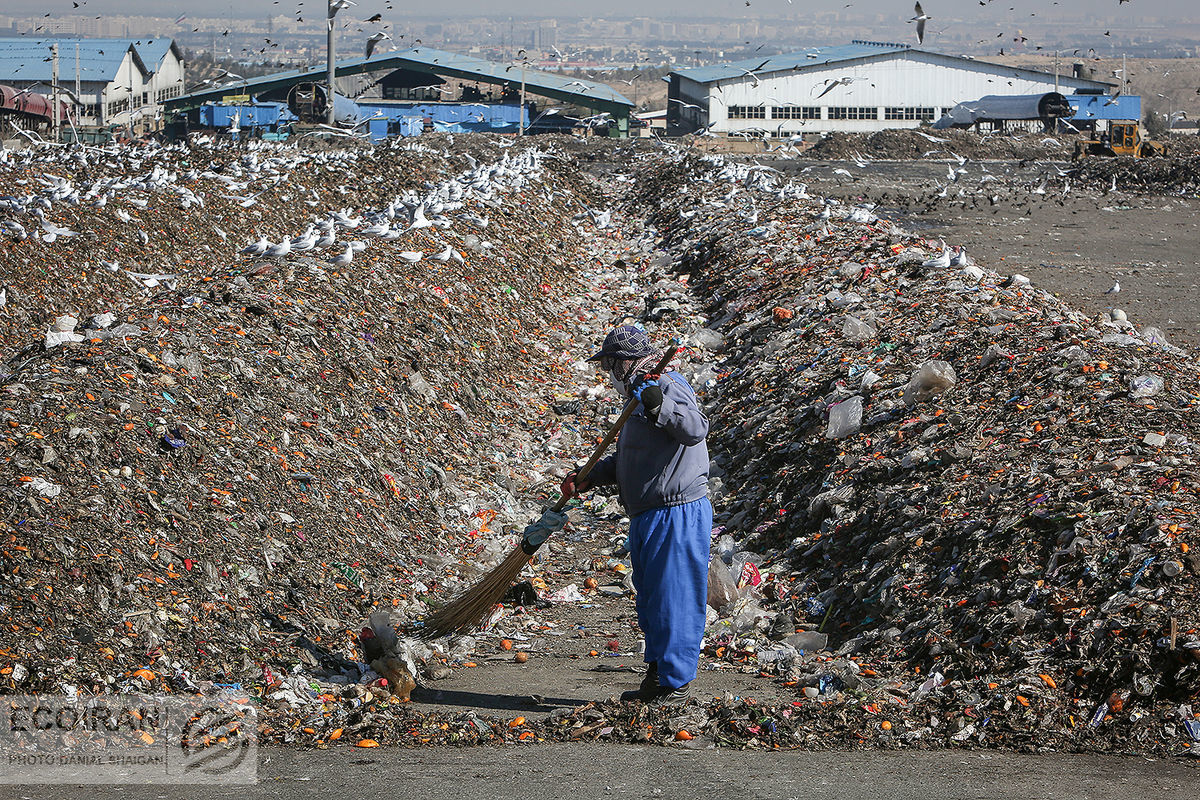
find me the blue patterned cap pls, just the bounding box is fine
[588,325,653,361]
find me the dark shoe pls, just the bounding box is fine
[649,683,692,707]
[620,663,660,702]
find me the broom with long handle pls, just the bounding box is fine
[416,342,681,640]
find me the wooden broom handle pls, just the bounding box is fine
[551,342,680,513]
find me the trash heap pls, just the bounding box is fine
[618,150,1200,755]
[1066,154,1200,195]
[0,135,617,698]
[800,129,1072,161]
[4,135,1197,756]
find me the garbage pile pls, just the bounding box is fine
[3,134,1197,757]
[619,149,1200,755]
[802,129,1073,161]
[1067,154,1200,194]
[0,135,616,698]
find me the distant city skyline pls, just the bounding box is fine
[2,0,1198,22]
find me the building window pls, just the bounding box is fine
[728,105,766,120]
[772,105,820,120]
[383,86,443,102]
[830,107,878,119]
[828,106,878,120]
[884,107,936,121]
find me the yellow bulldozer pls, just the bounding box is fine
[1073,120,1168,160]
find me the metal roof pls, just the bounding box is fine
[168,46,633,116]
[674,41,911,83]
[0,38,148,84]
[134,38,183,74]
[674,40,1113,90]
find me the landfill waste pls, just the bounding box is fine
[800,129,1073,162]
[1,134,1197,759]
[614,146,1199,757]
[0,134,628,702]
[1067,155,1200,195]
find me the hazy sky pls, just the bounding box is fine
[6,0,1199,21]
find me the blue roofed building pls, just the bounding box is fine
[167,45,633,137]
[0,37,184,130]
[666,40,1114,138]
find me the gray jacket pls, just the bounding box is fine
[587,372,709,518]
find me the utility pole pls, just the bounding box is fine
[327,2,337,125]
[51,43,60,142]
[325,0,354,125]
[1054,50,1059,94]
[518,60,527,135]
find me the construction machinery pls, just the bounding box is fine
[1073,120,1167,160]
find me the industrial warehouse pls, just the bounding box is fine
[0,37,184,130]
[0,35,1151,143]
[165,45,635,140]
[665,40,1121,138]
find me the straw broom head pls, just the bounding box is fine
[415,543,531,641]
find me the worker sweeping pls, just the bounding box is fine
[560,325,712,705]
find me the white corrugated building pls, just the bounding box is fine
[666,40,1113,137]
[0,37,184,129]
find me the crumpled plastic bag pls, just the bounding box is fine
[27,477,62,498]
[826,396,864,439]
[1129,374,1164,398]
[546,583,585,603]
[903,360,957,406]
[707,557,738,611]
[45,315,84,348]
[842,315,877,341]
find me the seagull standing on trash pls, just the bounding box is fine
[241,236,270,256]
[330,243,354,266]
[265,237,292,258]
[922,244,951,268]
[1105,279,1121,295]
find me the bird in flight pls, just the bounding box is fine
[365,31,390,58]
[909,2,932,44]
[813,76,868,98]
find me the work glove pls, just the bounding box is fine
[520,508,569,555]
[560,470,591,501]
[632,374,663,420]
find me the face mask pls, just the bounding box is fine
[609,369,629,398]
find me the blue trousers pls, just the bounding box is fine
[628,497,712,690]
